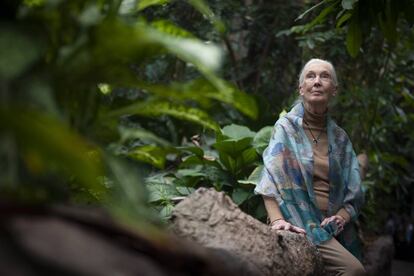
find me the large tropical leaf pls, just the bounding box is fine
[252,126,273,155]
[221,124,256,140]
[0,108,104,197]
[133,78,258,119]
[107,101,220,131]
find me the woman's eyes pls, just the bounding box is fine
[306,73,331,81]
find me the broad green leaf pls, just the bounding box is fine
[119,126,171,147]
[221,124,256,140]
[146,182,179,203]
[213,137,252,158]
[179,155,204,167]
[238,165,264,186]
[104,155,161,232]
[176,168,207,178]
[232,188,251,205]
[88,19,223,83]
[127,145,170,168]
[240,147,258,166]
[253,126,273,155]
[218,152,237,174]
[204,77,258,119]
[0,109,104,197]
[136,78,258,120]
[346,14,362,57]
[151,20,195,39]
[107,101,220,131]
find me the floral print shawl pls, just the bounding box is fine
[255,103,364,259]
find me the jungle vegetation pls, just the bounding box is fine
[1,0,414,234]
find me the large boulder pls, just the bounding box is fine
[170,187,325,276]
[363,236,394,276]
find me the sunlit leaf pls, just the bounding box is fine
[107,101,220,131]
[135,78,258,119]
[221,124,256,140]
[119,126,171,147]
[0,108,104,197]
[137,0,170,11]
[127,145,170,168]
[151,20,195,38]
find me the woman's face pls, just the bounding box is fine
[299,62,337,108]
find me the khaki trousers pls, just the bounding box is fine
[317,238,366,276]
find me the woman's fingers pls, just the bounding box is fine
[292,225,307,234]
[271,220,306,234]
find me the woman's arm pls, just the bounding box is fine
[263,195,284,223]
[263,196,306,234]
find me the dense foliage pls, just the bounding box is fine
[1,0,414,233]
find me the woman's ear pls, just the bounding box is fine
[299,86,304,96]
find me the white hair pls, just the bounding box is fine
[298,58,338,87]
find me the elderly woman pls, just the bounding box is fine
[255,58,365,275]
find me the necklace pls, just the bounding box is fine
[303,119,325,145]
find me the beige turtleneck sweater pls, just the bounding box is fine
[263,108,350,224]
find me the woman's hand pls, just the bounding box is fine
[320,215,346,235]
[270,219,306,234]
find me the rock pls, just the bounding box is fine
[170,187,325,276]
[363,235,394,276]
[0,204,242,276]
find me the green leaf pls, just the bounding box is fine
[150,20,195,38]
[179,155,204,167]
[218,152,237,174]
[252,126,273,155]
[127,145,170,168]
[213,137,252,158]
[240,147,258,166]
[107,101,220,131]
[176,168,207,178]
[137,0,170,11]
[346,14,362,57]
[300,1,340,33]
[119,126,171,147]
[238,165,264,186]
[232,188,251,205]
[0,108,104,197]
[295,0,328,21]
[336,12,352,28]
[221,124,256,140]
[135,79,258,120]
